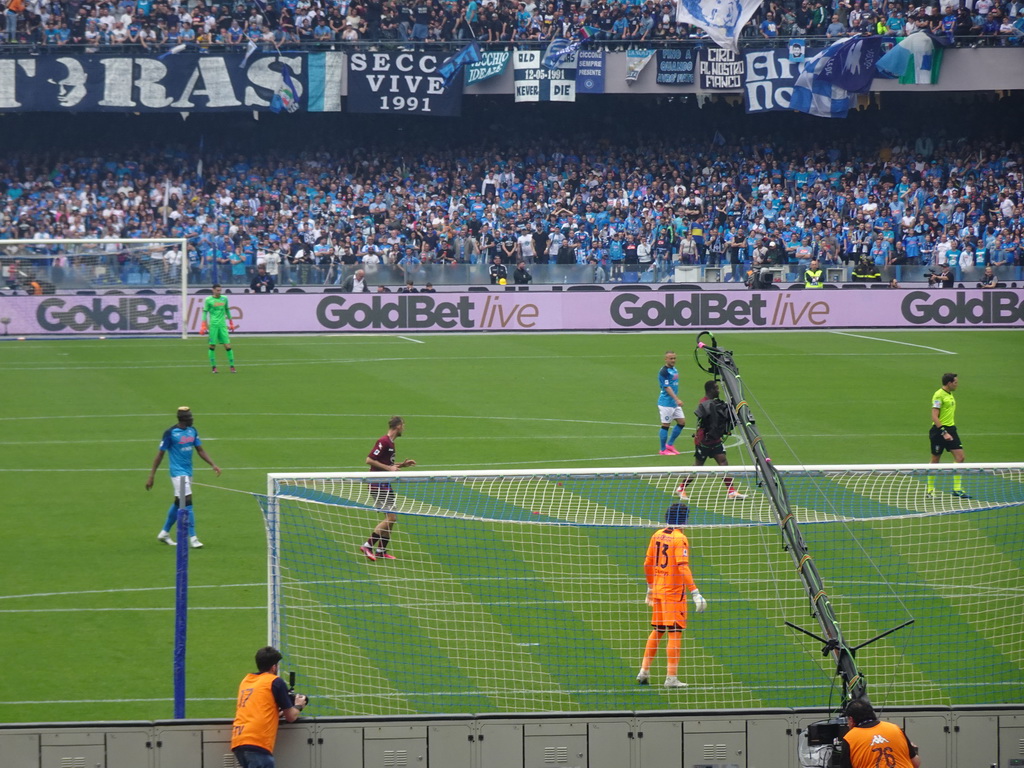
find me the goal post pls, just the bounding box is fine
[258,463,1024,716]
[1,237,191,338]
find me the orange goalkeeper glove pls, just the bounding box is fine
[228,320,236,331]
[199,322,208,335]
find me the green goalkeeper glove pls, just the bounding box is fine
[691,589,707,613]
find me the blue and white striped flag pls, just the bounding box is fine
[789,41,852,118]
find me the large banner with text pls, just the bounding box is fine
[743,47,820,113]
[0,52,350,112]
[346,49,462,116]
[514,48,577,102]
[7,289,1023,336]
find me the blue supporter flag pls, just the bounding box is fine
[541,31,595,70]
[541,38,575,70]
[789,43,852,118]
[270,68,300,113]
[814,35,892,92]
[439,42,481,90]
[673,0,763,53]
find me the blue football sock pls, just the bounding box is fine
[659,427,669,450]
[669,425,683,446]
[184,505,195,537]
[163,503,179,532]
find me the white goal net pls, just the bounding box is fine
[1,237,191,337]
[258,463,1024,716]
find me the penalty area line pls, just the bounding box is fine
[829,331,956,354]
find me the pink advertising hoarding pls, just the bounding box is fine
[4,288,1024,336]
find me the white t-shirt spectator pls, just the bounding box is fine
[516,233,534,261]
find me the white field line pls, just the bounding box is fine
[0,349,948,372]
[829,331,957,354]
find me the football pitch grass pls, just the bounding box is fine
[1,329,1022,723]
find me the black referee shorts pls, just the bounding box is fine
[929,425,963,456]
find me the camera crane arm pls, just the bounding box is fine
[694,331,868,706]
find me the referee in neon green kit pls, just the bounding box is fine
[927,372,968,498]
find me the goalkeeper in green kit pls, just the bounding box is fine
[201,284,236,373]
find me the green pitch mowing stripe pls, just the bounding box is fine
[276,519,505,713]
[971,506,1024,570]
[482,522,762,710]
[797,514,1023,704]
[409,515,643,711]
[684,526,934,708]
[274,578,425,716]
[882,514,1024,670]
[283,511,579,714]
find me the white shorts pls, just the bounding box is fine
[659,405,684,424]
[169,475,193,497]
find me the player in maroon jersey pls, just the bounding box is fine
[360,416,416,561]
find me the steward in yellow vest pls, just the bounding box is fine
[804,259,824,288]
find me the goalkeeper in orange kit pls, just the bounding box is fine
[201,283,236,373]
[637,501,706,689]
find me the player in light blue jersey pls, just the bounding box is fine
[145,406,221,549]
[657,351,686,456]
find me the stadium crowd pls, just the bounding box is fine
[2,118,1021,289]
[3,0,1022,47]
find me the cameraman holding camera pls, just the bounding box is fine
[835,699,920,768]
[231,646,308,768]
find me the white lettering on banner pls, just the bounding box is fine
[0,59,35,108]
[172,57,243,108]
[700,61,744,76]
[90,56,302,109]
[244,57,297,106]
[743,49,800,112]
[348,50,457,115]
[704,74,741,88]
[364,74,442,94]
[97,57,138,107]
[0,53,308,111]
[744,80,793,111]
[349,51,438,74]
[745,50,795,80]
